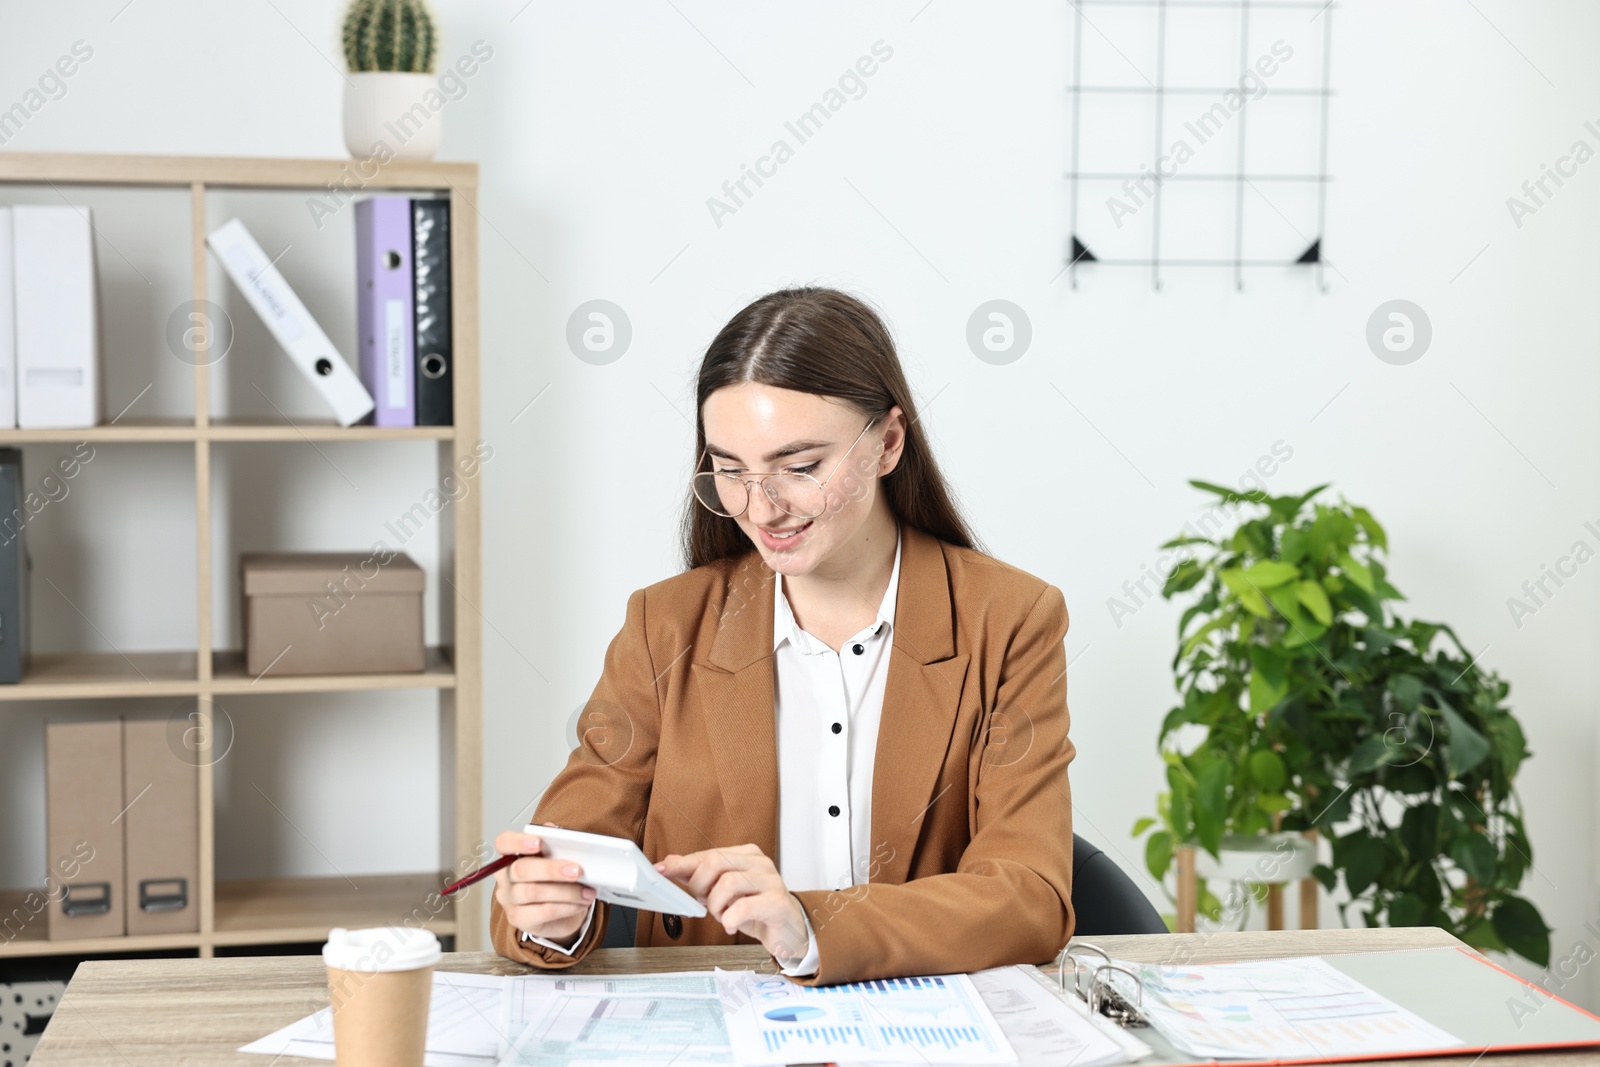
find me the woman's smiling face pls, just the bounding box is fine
[700,382,896,577]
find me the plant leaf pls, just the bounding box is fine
[1220,569,1272,617]
[1131,816,1156,837]
[1351,504,1388,551]
[1491,896,1552,967]
[1145,829,1174,881]
[1242,560,1300,588]
[1348,734,1393,776]
[1296,580,1333,625]
[1439,703,1492,777]
[1189,479,1267,505]
[1338,552,1376,593]
[1163,559,1207,596]
[1249,749,1288,792]
[1192,759,1230,855]
[1335,833,1386,897]
[1449,830,1497,882]
[1387,891,1425,927]
[1311,863,1337,892]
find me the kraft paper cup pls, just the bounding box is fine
[322,926,441,1067]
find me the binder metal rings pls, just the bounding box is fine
[1056,942,1150,1028]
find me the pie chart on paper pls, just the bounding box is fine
[764,1005,826,1023]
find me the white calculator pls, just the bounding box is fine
[524,824,708,918]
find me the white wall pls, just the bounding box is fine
[0,0,1595,1008]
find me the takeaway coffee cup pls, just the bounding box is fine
[322,926,441,1067]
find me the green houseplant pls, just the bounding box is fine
[340,0,443,161]
[1133,481,1551,966]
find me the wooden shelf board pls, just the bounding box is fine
[209,647,455,694]
[0,151,478,191]
[210,872,455,946]
[0,891,202,956]
[208,417,454,442]
[0,418,199,443]
[0,418,455,444]
[0,651,200,701]
[0,650,455,700]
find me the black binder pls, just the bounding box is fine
[411,197,453,427]
[0,448,27,684]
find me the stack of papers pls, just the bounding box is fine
[241,964,1142,1067]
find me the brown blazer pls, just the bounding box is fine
[490,522,1076,985]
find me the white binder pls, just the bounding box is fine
[15,206,101,429]
[0,208,15,430]
[206,218,374,427]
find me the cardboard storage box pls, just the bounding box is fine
[241,552,425,676]
[122,718,199,935]
[45,719,125,940]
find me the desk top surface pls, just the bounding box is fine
[28,926,1592,1067]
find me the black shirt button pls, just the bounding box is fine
[852,643,864,655]
[831,722,842,734]
[828,804,841,817]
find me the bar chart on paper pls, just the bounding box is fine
[718,971,1017,1065]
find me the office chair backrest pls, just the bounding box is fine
[1069,832,1167,936]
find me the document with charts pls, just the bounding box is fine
[1105,954,1460,1059]
[498,971,743,1067]
[717,969,1016,1065]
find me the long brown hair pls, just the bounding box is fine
[681,287,979,569]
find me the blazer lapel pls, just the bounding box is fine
[871,526,969,885]
[692,553,781,859]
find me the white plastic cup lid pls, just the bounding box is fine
[322,926,441,972]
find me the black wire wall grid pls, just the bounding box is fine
[1066,0,1335,291]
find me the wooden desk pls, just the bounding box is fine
[29,927,1595,1066]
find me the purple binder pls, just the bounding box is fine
[355,197,415,426]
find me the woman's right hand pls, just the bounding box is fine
[492,829,597,942]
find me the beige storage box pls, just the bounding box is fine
[46,719,126,940]
[241,552,425,676]
[122,718,199,935]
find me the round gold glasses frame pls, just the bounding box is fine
[690,418,881,520]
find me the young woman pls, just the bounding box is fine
[490,287,1076,985]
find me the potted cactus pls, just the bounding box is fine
[341,0,442,161]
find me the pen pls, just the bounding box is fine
[441,853,517,896]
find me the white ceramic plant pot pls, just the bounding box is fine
[342,71,441,161]
[1194,831,1317,884]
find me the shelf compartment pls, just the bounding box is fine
[209,647,455,694]
[0,890,203,957]
[210,872,454,946]
[0,651,200,701]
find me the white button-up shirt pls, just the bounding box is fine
[526,529,903,977]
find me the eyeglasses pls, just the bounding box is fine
[691,418,880,520]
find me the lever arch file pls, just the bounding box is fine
[355,196,415,427]
[0,448,27,684]
[411,197,453,426]
[1056,942,1600,1065]
[207,218,375,427]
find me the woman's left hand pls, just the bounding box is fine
[656,844,809,962]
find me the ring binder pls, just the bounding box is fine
[1056,942,1150,1028]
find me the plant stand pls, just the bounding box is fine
[1175,829,1322,932]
